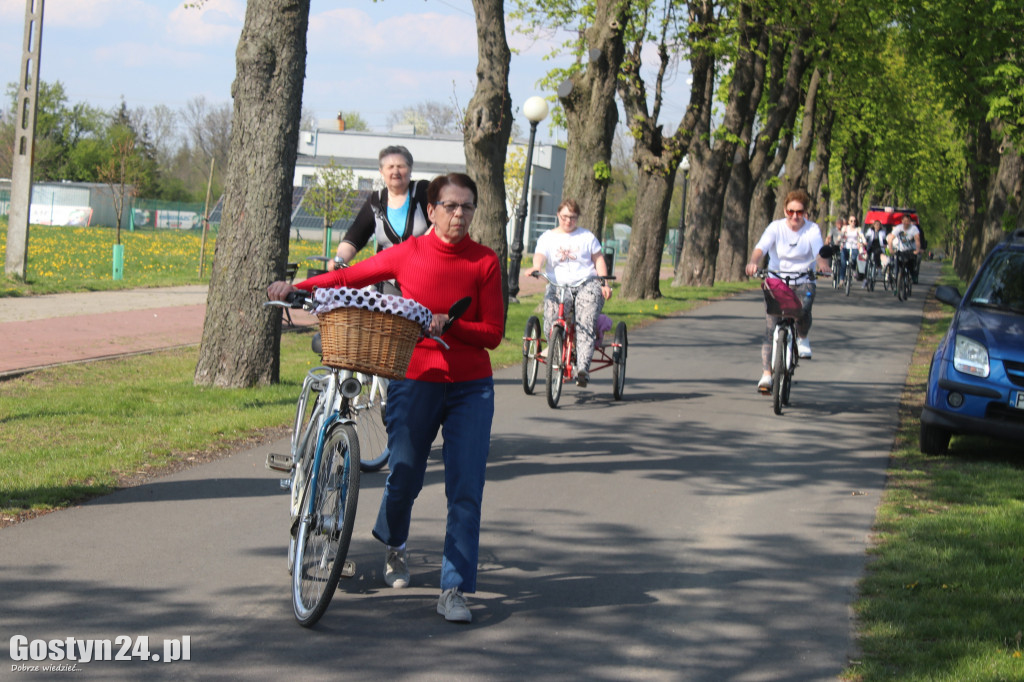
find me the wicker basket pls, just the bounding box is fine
[316,307,422,379]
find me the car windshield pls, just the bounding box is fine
[969,251,1024,313]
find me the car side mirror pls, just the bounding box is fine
[934,285,962,307]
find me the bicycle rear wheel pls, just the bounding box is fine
[292,422,360,627]
[350,377,389,473]
[546,326,565,408]
[522,316,541,395]
[771,326,786,415]
[612,322,628,400]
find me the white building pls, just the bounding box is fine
[294,121,565,252]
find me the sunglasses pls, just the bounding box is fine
[785,209,806,217]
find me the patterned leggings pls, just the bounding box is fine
[544,279,605,373]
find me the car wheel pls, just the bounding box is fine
[920,422,951,456]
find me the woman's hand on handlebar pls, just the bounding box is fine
[267,281,300,301]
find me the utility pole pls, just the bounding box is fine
[5,0,44,280]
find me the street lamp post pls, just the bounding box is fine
[508,96,549,302]
[672,155,691,269]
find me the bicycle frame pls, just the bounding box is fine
[543,277,616,379]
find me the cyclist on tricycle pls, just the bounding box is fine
[523,198,612,388]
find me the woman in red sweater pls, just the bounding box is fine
[268,173,503,623]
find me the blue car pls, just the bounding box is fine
[920,229,1024,455]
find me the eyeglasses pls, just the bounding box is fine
[435,201,476,215]
[558,213,578,221]
[785,209,806,217]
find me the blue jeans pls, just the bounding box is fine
[839,247,857,282]
[372,376,494,593]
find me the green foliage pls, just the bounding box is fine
[593,160,612,182]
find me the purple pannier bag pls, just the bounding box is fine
[762,277,803,317]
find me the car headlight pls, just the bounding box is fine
[953,335,990,378]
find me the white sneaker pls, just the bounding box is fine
[437,587,472,623]
[384,547,409,588]
[757,374,772,394]
[797,337,812,359]
[575,369,589,387]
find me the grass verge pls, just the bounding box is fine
[842,264,1024,681]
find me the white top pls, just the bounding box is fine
[754,217,823,280]
[535,227,603,284]
[841,225,864,250]
[890,224,920,252]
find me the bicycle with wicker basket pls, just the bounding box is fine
[264,288,465,627]
[758,268,815,416]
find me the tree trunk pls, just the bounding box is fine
[980,132,1024,257]
[716,150,753,281]
[621,168,675,299]
[559,0,631,241]
[955,117,999,278]
[194,0,309,388]
[808,101,834,225]
[464,0,513,310]
[775,66,822,210]
[715,20,769,283]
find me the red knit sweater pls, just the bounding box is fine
[295,231,504,383]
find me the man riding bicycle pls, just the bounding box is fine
[887,214,922,279]
[523,198,612,388]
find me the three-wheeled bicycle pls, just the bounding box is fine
[520,272,628,408]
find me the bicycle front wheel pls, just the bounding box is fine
[896,266,907,301]
[522,316,541,395]
[612,322,628,401]
[772,326,786,416]
[292,422,360,627]
[350,377,389,473]
[844,267,852,296]
[546,326,565,408]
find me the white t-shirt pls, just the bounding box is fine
[890,224,920,252]
[535,227,603,285]
[754,218,823,280]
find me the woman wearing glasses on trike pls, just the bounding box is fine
[524,198,612,388]
[744,189,829,394]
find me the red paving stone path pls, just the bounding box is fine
[0,272,552,377]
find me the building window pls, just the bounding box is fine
[358,177,374,191]
[301,175,314,187]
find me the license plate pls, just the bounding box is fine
[1015,392,1024,410]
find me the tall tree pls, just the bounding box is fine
[463,0,514,311]
[677,0,763,287]
[617,0,702,299]
[194,0,310,388]
[510,0,633,242]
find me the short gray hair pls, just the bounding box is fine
[379,145,413,168]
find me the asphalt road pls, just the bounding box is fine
[0,264,935,681]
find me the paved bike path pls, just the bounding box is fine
[0,265,935,681]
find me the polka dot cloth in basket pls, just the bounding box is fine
[312,287,433,333]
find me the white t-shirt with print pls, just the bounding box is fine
[754,217,824,279]
[535,227,603,285]
[890,224,920,252]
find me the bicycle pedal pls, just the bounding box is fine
[265,453,293,473]
[340,560,356,579]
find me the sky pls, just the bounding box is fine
[1,0,692,144]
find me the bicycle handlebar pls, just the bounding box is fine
[529,271,614,287]
[755,268,817,282]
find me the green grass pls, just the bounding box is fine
[1,219,327,296]
[842,264,1024,681]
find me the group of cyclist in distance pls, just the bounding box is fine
[827,212,925,291]
[266,144,923,621]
